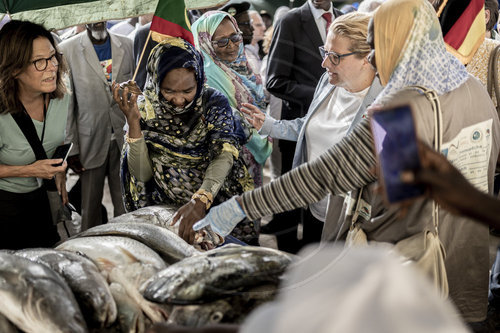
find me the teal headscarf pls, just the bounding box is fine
[192,11,272,183]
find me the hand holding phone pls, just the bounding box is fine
[51,143,73,167]
[370,105,425,203]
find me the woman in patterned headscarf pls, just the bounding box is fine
[191,11,272,188]
[195,0,500,322]
[112,38,258,245]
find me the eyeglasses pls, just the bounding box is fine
[32,53,60,71]
[211,33,243,48]
[319,46,360,65]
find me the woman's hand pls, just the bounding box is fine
[55,168,68,205]
[112,81,141,122]
[193,196,247,237]
[112,81,142,139]
[29,159,67,179]
[172,198,207,244]
[240,103,266,131]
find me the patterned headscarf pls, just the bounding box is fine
[142,37,205,121]
[191,11,266,113]
[372,0,469,104]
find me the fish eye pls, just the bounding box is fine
[210,311,224,322]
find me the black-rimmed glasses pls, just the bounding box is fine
[211,33,242,48]
[319,46,359,66]
[32,53,60,71]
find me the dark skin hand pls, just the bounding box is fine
[67,155,85,174]
[147,324,239,333]
[172,198,207,244]
[400,141,500,228]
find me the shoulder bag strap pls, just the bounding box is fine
[408,85,442,235]
[11,99,57,190]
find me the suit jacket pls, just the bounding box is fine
[59,32,134,169]
[260,72,383,168]
[266,2,343,121]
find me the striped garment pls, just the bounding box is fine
[240,118,377,220]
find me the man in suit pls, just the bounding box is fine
[263,0,343,252]
[59,22,134,230]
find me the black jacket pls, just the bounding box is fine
[266,2,342,120]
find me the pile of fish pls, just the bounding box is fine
[0,205,295,332]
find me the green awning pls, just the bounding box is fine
[0,0,228,30]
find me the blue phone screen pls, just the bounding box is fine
[371,105,425,203]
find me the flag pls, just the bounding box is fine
[150,0,194,45]
[438,0,485,65]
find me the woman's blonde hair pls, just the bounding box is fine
[329,12,372,57]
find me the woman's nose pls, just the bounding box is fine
[171,96,185,107]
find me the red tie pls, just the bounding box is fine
[322,12,332,34]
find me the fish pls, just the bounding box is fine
[57,236,168,324]
[0,252,88,333]
[109,205,178,229]
[56,236,167,271]
[167,284,278,327]
[73,222,195,264]
[107,206,222,251]
[168,299,234,327]
[143,245,294,304]
[0,313,19,333]
[15,248,117,328]
[109,282,146,333]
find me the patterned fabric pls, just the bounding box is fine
[467,38,500,107]
[121,38,258,244]
[373,0,469,104]
[192,10,272,187]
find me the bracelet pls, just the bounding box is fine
[192,189,214,210]
[125,134,143,143]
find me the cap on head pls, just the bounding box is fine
[220,1,251,17]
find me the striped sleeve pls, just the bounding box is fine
[240,118,377,220]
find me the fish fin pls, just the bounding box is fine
[119,248,140,263]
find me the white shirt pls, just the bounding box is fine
[308,0,334,43]
[305,85,370,221]
[245,44,261,74]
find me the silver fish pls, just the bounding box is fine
[0,252,88,333]
[74,222,195,264]
[0,313,19,333]
[15,248,117,328]
[56,236,166,271]
[143,245,294,304]
[57,236,168,324]
[109,205,178,228]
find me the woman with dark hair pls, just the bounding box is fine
[0,20,69,249]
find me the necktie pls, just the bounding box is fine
[322,12,332,34]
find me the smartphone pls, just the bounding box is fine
[51,143,73,166]
[370,105,425,203]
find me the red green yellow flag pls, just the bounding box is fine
[150,0,194,45]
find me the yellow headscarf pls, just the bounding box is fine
[371,0,469,104]
[373,0,417,86]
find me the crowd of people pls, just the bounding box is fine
[1,0,500,331]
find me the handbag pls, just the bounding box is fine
[487,44,500,116]
[11,98,73,228]
[345,190,368,247]
[345,86,448,299]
